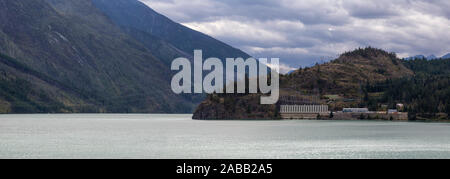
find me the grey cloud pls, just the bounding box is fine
[342,0,402,19]
[140,0,450,68]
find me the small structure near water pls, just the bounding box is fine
[334,108,408,121]
[343,108,369,113]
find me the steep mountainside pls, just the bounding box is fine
[46,0,192,66]
[0,0,186,113]
[193,48,414,119]
[91,0,250,60]
[0,53,94,113]
[0,0,250,113]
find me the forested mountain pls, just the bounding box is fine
[363,58,450,120]
[0,0,250,113]
[0,53,86,113]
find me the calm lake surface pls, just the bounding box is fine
[1,114,450,159]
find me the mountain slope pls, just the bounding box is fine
[285,48,413,96]
[0,0,197,113]
[91,0,251,60]
[0,52,95,113]
[443,53,450,59]
[359,58,450,120]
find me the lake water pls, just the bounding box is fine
[1,114,450,159]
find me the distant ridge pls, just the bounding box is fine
[443,53,450,59]
[405,53,450,60]
[427,55,437,60]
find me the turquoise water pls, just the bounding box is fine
[1,114,450,159]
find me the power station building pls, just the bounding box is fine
[280,105,330,119]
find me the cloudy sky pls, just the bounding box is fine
[140,0,450,72]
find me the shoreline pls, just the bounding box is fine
[0,113,448,123]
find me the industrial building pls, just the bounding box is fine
[280,105,330,119]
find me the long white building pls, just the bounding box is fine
[280,105,330,119]
[280,105,329,114]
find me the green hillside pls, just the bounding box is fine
[362,58,450,120]
[0,52,93,113]
[0,0,207,113]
